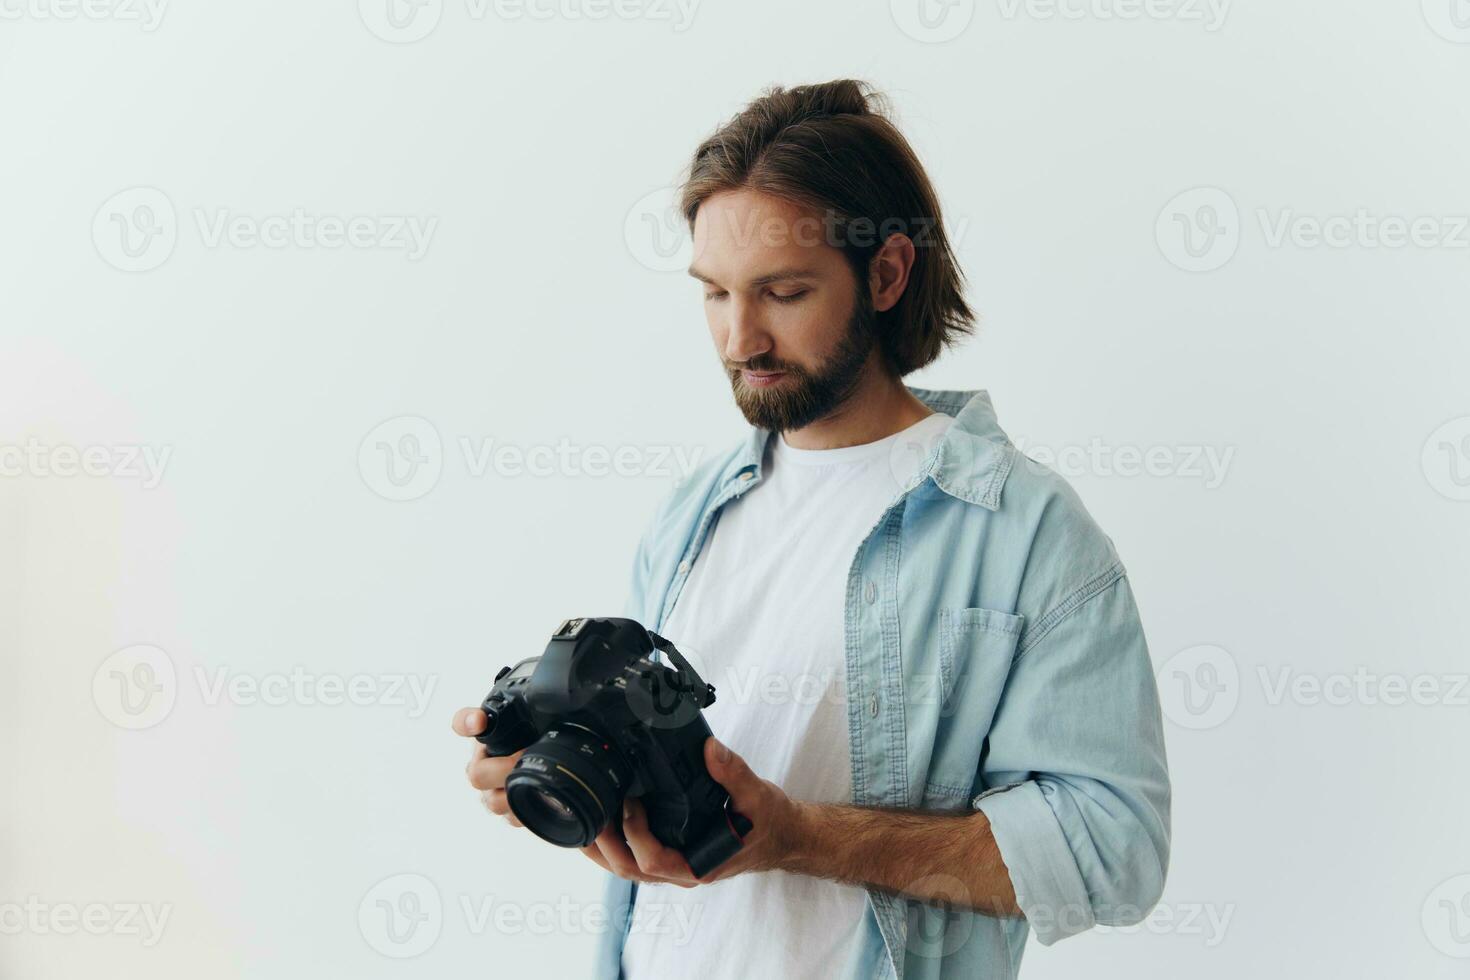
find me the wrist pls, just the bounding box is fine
[771,798,820,874]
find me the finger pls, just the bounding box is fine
[479,788,524,826]
[467,750,524,791]
[483,788,510,816]
[621,800,694,882]
[452,707,488,737]
[704,737,761,808]
[593,826,656,884]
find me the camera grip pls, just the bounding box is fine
[683,799,752,878]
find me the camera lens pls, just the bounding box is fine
[505,724,631,848]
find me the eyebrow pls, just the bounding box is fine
[687,265,823,287]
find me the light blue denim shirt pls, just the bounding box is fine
[594,387,1171,980]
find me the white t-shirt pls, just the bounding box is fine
[620,410,955,980]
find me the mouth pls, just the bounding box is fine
[741,370,788,387]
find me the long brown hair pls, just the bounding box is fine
[679,79,975,376]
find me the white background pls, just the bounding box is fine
[2,1,1468,977]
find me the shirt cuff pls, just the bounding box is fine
[972,779,1093,945]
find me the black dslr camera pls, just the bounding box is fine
[477,617,751,877]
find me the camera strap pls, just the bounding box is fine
[646,630,717,708]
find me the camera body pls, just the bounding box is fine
[477,617,750,877]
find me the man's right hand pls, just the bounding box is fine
[453,706,525,826]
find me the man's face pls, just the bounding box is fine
[689,189,878,433]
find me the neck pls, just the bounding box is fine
[780,353,933,450]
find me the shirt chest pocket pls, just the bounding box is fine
[919,606,1025,805]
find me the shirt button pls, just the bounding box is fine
[738,471,754,481]
[678,560,690,574]
[869,693,880,717]
[864,580,877,604]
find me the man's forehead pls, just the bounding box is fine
[688,194,840,284]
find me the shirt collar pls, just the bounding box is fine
[719,386,1014,510]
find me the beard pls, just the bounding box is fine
[724,285,880,433]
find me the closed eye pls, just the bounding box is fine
[703,288,810,304]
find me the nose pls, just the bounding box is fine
[722,295,772,364]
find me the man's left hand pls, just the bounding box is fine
[580,737,803,887]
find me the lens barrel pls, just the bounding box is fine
[505,725,631,848]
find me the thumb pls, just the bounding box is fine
[704,737,758,798]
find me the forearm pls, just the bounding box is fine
[777,800,1023,917]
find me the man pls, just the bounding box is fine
[452,78,1170,979]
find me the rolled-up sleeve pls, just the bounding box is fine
[973,572,1171,945]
